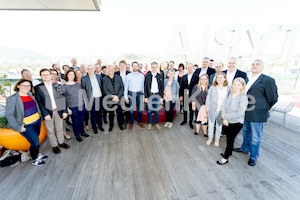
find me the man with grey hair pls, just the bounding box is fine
[195,57,215,78]
[179,63,199,129]
[223,56,248,86]
[70,58,79,71]
[234,59,278,166]
[102,65,124,132]
[144,62,164,130]
[81,64,104,134]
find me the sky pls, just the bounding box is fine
[1,0,300,62]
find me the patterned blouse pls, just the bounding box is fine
[64,83,84,108]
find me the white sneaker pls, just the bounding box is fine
[164,122,170,127]
[32,158,45,166]
[155,124,161,130]
[214,140,219,147]
[168,123,173,128]
[37,153,48,161]
[206,138,212,146]
[148,124,152,129]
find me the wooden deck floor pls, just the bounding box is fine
[0,113,300,200]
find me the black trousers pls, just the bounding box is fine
[108,104,124,128]
[223,123,243,159]
[183,102,194,124]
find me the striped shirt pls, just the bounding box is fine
[222,93,248,124]
[20,96,40,125]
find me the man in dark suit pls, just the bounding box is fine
[179,63,199,129]
[223,57,248,86]
[34,68,70,154]
[234,59,278,166]
[144,62,164,130]
[115,60,131,126]
[81,64,104,134]
[195,57,215,78]
[102,65,125,132]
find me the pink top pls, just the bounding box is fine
[164,84,172,102]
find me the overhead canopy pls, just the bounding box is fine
[0,0,101,11]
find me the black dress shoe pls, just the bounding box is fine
[216,158,228,165]
[189,123,194,129]
[180,121,187,125]
[109,127,113,132]
[119,125,124,130]
[81,133,90,137]
[248,159,256,166]
[52,146,61,154]
[94,129,98,134]
[104,120,108,124]
[76,136,83,142]
[59,143,70,149]
[194,132,198,135]
[99,127,105,132]
[233,148,248,154]
[203,134,208,137]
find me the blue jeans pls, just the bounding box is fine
[128,91,143,124]
[241,120,264,161]
[70,106,86,137]
[22,119,41,160]
[147,96,160,124]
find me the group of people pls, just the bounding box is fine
[5,56,278,167]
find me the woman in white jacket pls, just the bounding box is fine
[205,73,229,147]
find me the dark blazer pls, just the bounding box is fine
[223,69,249,83]
[102,74,124,99]
[81,74,103,101]
[179,73,199,97]
[195,67,215,78]
[34,82,67,120]
[245,74,278,122]
[144,72,164,98]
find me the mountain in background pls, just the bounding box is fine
[0,46,49,62]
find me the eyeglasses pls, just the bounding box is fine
[19,84,31,88]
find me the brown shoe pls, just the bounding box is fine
[138,123,145,128]
[129,124,133,130]
[52,146,61,154]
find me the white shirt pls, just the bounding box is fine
[150,73,159,93]
[119,70,127,86]
[199,68,208,77]
[217,87,227,111]
[44,81,57,110]
[187,73,193,85]
[226,69,237,87]
[247,73,262,92]
[89,75,102,98]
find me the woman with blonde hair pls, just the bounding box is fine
[191,74,209,136]
[163,69,179,128]
[206,73,230,147]
[217,78,248,165]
